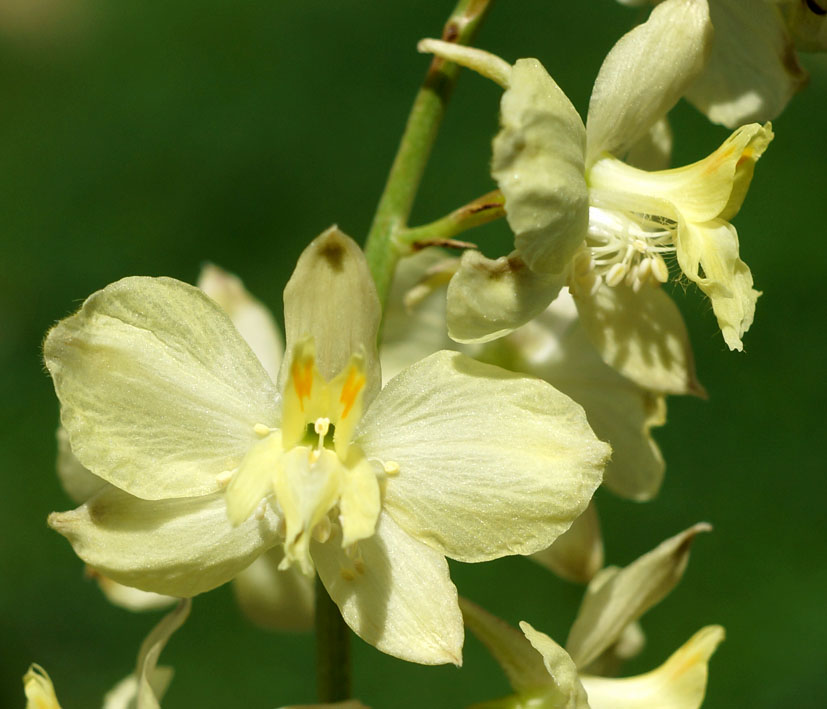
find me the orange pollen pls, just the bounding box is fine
[292,359,314,411]
[339,366,365,419]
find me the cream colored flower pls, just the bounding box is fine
[421,0,772,356]
[461,525,722,708]
[45,227,609,664]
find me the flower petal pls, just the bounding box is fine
[460,599,554,693]
[574,284,703,397]
[197,263,284,381]
[358,351,609,563]
[312,510,463,665]
[446,250,563,344]
[281,226,381,405]
[624,117,672,171]
[492,59,589,275]
[520,622,591,708]
[232,548,315,631]
[531,501,603,584]
[676,220,760,351]
[92,572,176,613]
[586,0,712,162]
[48,488,281,597]
[566,523,711,669]
[686,0,807,128]
[23,664,62,709]
[578,626,725,709]
[56,426,106,504]
[44,276,279,500]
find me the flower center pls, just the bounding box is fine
[571,206,676,295]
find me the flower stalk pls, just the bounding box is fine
[315,576,351,702]
[363,0,494,307]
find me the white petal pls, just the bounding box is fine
[446,250,563,344]
[685,0,807,127]
[358,351,608,563]
[531,501,603,584]
[579,626,725,709]
[460,598,554,693]
[44,276,279,500]
[48,488,281,597]
[280,226,381,405]
[493,59,589,275]
[232,548,315,631]
[93,573,176,613]
[56,426,106,504]
[312,510,463,665]
[574,284,703,397]
[586,0,712,162]
[197,263,284,381]
[520,622,591,708]
[624,117,673,171]
[566,524,711,668]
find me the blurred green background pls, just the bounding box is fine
[1,1,825,707]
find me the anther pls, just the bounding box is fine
[383,460,400,476]
[313,516,332,543]
[254,500,268,521]
[606,262,627,287]
[651,254,669,283]
[314,417,331,437]
[253,423,271,438]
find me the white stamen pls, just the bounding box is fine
[383,460,400,476]
[606,262,627,287]
[254,500,268,521]
[651,254,669,283]
[313,516,332,543]
[253,423,271,437]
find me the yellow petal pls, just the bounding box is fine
[578,626,725,709]
[23,665,62,709]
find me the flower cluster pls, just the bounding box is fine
[29,0,807,705]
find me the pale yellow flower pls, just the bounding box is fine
[421,0,772,358]
[45,227,609,664]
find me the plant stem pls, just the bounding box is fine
[363,0,494,306]
[397,189,505,250]
[315,576,350,702]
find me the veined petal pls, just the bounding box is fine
[685,0,807,127]
[197,263,284,381]
[578,626,725,709]
[586,0,712,163]
[312,510,463,666]
[588,124,773,223]
[48,488,281,597]
[460,599,554,693]
[574,284,703,397]
[232,547,315,631]
[358,351,608,563]
[566,523,711,669]
[531,501,603,584]
[446,250,563,344]
[281,226,381,405]
[44,276,279,500]
[675,220,760,351]
[493,59,589,275]
[520,622,591,708]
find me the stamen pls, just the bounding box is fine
[314,417,331,438]
[253,423,271,438]
[215,469,234,488]
[254,500,268,521]
[313,516,332,543]
[383,460,400,476]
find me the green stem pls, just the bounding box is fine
[315,576,351,702]
[363,0,494,306]
[397,189,505,250]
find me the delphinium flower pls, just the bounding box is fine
[45,227,609,664]
[460,524,722,708]
[617,0,827,127]
[420,0,773,362]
